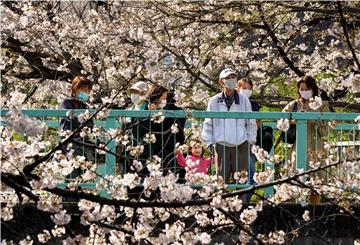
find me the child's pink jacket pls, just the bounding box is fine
[176,154,211,174]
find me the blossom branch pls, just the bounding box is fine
[337,1,360,71]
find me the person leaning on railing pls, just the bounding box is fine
[117,81,150,175]
[237,78,273,154]
[59,76,95,178]
[176,140,212,174]
[123,81,150,137]
[202,68,257,184]
[133,84,185,177]
[282,76,330,204]
[237,77,274,200]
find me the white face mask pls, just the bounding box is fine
[240,89,253,98]
[131,94,145,105]
[223,79,237,90]
[158,99,167,109]
[299,90,313,100]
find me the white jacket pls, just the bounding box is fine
[202,91,257,146]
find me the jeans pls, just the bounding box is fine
[248,153,256,185]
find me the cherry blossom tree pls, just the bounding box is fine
[1,1,360,110]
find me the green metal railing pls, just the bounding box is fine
[1,109,359,196]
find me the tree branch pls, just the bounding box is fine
[258,6,305,77]
[337,1,360,71]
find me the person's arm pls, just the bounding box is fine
[282,101,295,112]
[245,98,257,144]
[317,101,330,137]
[59,99,76,131]
[282,101,297,124]
[60,99,74,109]
[176,151,187,167]
[202,99,214,146]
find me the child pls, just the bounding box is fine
[176,140,212,174]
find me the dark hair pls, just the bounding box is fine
[297,76,319,99]
[188,139,205,157]
[237,77,253,88]
[71,76,92,97]
[147,84,168,103]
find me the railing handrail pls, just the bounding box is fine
[0,109,359,121]
[2,108,358,197]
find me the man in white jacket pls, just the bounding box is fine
[202,68,257,183]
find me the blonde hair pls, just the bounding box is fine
[71,76,92,97]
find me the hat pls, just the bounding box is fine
[129,81,149,94]
[219,68,237,80]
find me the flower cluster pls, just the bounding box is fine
[309,96,323,110]
[277,118,290,132]
[127,145,144,157]
[5,110,47,137]
[151,112,165,124]
[253,168,274,184]
[144,133,156,144]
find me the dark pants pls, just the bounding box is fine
[215,141,249,184]
[247,153,256,203]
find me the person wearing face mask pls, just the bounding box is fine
[202,68,257,188]
[123,81,149,138]
[130,84,167,142]
[237,78,273,202]
[59,76,95,180]
[60,76,94,133]
[131,84,174,177]
[237,78,273,153]
[282,76,330,204]
[115,81,150,176]
[128,81,149,110]
[237,77,260,113]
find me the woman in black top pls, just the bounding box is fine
[133,84,185,176]
[60,76,95,165]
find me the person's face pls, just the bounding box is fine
[191,143,203,157]
[219,74,237,87]
[156,92,168,104]
[237,82,252,91]
[76,86,91,95]
[130,90,145,105]
[299,82,310,92]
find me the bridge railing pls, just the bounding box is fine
[1,109,359,196]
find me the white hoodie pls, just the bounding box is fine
[202,91,257,146]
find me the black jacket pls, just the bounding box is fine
[131,93,186,172]
[59,98,95,161]
[60,98,94,131]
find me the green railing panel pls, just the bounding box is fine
[105,116,117,177]
[296,120,308,172]
[1,109,359,121]
[1,108,359,199]
[56,183,97,189]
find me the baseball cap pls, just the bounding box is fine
[128,81,149,94]
[219,68,237,80]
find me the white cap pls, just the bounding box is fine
[219,68,237,80]
[129,81,149,94]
